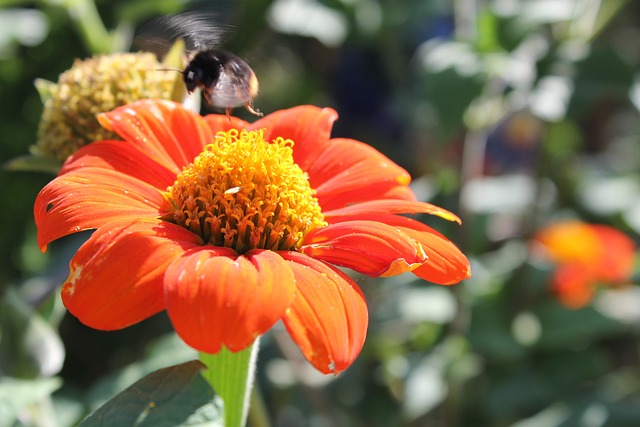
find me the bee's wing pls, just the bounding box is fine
[136,11,234,56]
[208,70,251,108]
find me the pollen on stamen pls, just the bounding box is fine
[225,186,242,195]
[163,128,326,254]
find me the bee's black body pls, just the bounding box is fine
[183,49,260,116]
[139,12,261,116]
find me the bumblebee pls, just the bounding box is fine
[183,48,261,116]
[140,12,261,116]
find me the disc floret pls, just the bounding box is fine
[165,129,326,253]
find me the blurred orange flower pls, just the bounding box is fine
[533,220,636,308]
[34,99,470,374]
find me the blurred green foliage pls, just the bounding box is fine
[1,0,640,426]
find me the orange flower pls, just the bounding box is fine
[534,220,636,309]
[34,100,470,374]
[550,263,596,309]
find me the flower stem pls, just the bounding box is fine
[199,339,259,427]
[62,0,113,53]
[248,382,272,427]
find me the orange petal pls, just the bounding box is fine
[247,106,338,172]
[164,249,296,354]
[591,225,636,283]
[381,185,418,201]
[325,199,461,224]
[366,214,470,284]
[98,99,209,172]
[279,251,368,374]
[300,220,427,276]
[60,140,176,189]
[551,263,595,309]
[203,113,250,135]
[61,219,202,330]
[164,103,219,163]
[309,138,413,211]
[403,225,471,284]
[35,168,166,251]
[533,220,600,264]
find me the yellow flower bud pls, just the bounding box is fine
[32,52,183,162]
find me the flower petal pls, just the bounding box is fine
[590,225,636,283]
[279,251,368,374]
[325,199,461,224]
[98,99,209,172]
[203,113,250,136]
[551,263,595,309]
[381,185,417,201]
[381,215,470,284]
[300,220,427,276]
[60,140,176,189]
[308,138,413,210]
[164,249,296,354]
[248,106,338,171]
[35,168,166,250]
[316,213,469,284]
[533,221,600,264]
[61,219,202,330]
[166,103,219,164]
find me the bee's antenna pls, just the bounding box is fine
[156,67,184,74]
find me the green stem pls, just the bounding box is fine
[63,0,113,53]
[199,339,259,427]
[248,381,272,427]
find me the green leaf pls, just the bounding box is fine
[87,333,197,411]
[476,7,501,52]
[51,389,89,427]
[0,377,61,427]
[592,0,629,39]
[3,154,62,174]
[0,287,65,378]
[80,360,223,427]
[419,58,485,137]
[468,296,525,361]
[33,78,55,104]
[535,301,627,349]
[486,370,554,419]
[568,46,635,118]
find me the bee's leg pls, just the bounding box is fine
[244,102,263,117]
[202,90,213,106]
[225,108,233,121]
[234,84,262,117]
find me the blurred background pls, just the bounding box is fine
[1,0,640,426]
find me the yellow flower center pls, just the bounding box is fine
[164,129,326,253]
